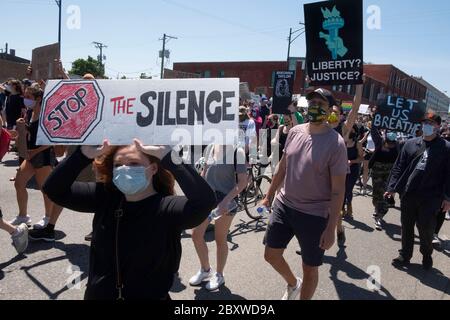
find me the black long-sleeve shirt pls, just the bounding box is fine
[387,137,450,201]
[370,126,399,165]
[43,148,216,300]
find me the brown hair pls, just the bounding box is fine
[26,83,44,101]
[95,147,176,196]
[9,79,23,95]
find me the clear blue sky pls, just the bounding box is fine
[2,0,450,97]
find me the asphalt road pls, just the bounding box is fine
[0,152,449,300]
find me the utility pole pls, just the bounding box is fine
[93,42,108,74]
[55,0,62,58]
[159,33,177,79]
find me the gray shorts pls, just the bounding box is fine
[264,199,328,267]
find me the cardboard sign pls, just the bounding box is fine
[31,43,60,81]
[358,104,371,115]
[272,71,295,115]
[304,0,363,86]
[373,96,426,135]
[37,79,239,146]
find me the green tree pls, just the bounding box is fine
[140,73,152,79]
[70,56,105,78]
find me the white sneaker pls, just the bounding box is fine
[33,216,50,230]
[445,212,450,221]
[282,277,302,300]
[11,223,29,254]
[206,273,225,291]
[9,216,32,227]
[189,268,213,286]
[432,234,441,246]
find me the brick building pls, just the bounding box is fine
[0,50,30,83]
[173,61,428,108]
[414,77,449,120]
[173,61,305,96]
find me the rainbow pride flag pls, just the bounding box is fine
[342,101,353,112]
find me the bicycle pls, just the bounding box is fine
[238,160,272,221]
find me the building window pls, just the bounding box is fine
[203,70,211,78]
[218,70,225,78]
[389,72,394,86]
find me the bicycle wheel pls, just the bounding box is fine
[244,175,272,220]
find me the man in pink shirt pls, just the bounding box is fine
[262,89,348,300]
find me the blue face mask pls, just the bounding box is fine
[113,166,150,196]
[422,124,435,137]
[386,132,397,142]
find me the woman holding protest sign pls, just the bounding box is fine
[42,140,216,300]
[8,84,63,237]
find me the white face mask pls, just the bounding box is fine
[422,124,436,137]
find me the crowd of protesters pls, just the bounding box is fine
[0,69,449,300]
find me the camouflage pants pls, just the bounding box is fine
[372,162,394,217]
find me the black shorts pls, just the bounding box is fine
[264,199,328,267]
[29,149,57,169]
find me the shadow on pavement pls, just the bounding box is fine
[171,272,187,293]
[0,254,28,281]
[194,285,246,301]
[345,218,375,233]
[324,248,395,300]
[382,221,421,245]
[1,159,19,167]
[20,242,90,300]
[198,219,266,252]
[393,263,450,296]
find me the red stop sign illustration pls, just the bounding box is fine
[40,80,104,143]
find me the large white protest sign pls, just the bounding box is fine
[37,79,239,146]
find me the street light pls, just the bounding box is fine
[55,0,62,58]
[287,22,305,64]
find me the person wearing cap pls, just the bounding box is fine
[387,113,450,270]
[261,88,347,300]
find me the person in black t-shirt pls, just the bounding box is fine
[9,84,63,237]
[4,80,25,130]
